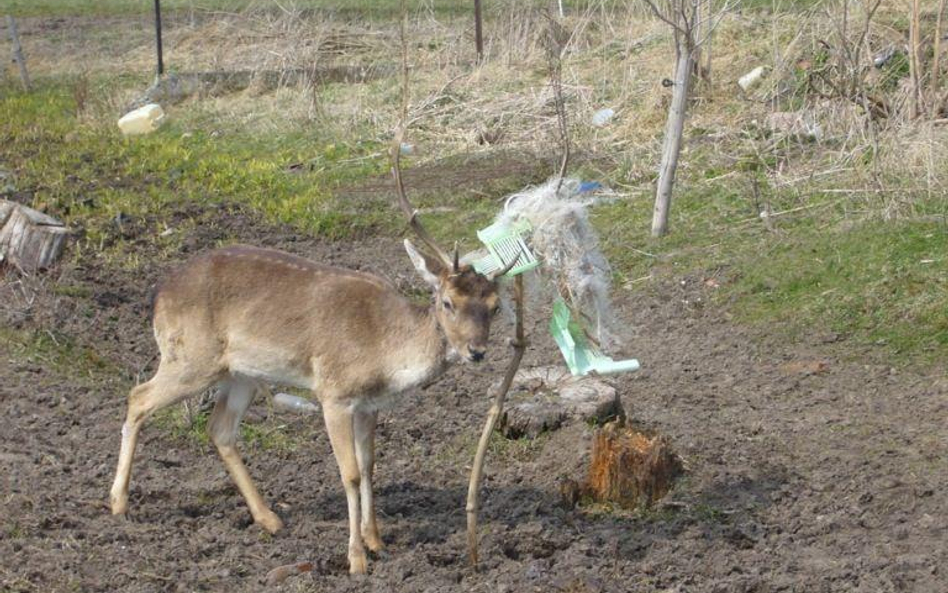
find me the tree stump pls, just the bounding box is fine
[0,200,71,272]
[583,421,683,509]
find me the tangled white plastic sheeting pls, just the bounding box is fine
[488,176,620,352]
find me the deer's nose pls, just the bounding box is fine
[470,348,486,362]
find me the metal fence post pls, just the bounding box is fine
[6,15,31,91]
[154,0,164,77]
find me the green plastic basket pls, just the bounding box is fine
[471,219,539,277]
[550,299,640,376]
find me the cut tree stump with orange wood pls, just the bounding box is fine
[0,200,71,272]
[583,420,683,509]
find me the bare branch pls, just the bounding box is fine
[641,0,688,36]
[694,0,738,49]
[543,10,571,189]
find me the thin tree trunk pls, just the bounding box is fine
[6,16,31,91]
[652,46,694,237]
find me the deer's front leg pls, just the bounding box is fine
[354,409,382,552]
[323,400,367,575]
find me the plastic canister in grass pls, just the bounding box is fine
[273,393,320,414]
[591,108,615,127]
[118,103,165,136]
[738,66,768,92]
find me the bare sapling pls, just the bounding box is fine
[108,12,516,577]
[465,274,526,567]
[643,0,734,237]
[465,10,569,568]
[931,0,947,118]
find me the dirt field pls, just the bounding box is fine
[2,200,946,593]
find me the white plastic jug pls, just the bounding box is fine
[118,103,165,135]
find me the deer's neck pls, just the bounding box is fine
[386,303,447,393]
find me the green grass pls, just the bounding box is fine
[1,82,391,251]
[591,155,948,363]
[737,221,948,356]
[152,406,306,452]
[1,80,536,266]
[0,327,117,378]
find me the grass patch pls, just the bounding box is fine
[1,83,391,254]
[590,159,948,363]
[736,220,948,358]
[152,406,305,452]
[0,327,116,377]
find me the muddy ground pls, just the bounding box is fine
[1,202,947,593]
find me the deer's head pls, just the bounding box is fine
[405,239,510,363]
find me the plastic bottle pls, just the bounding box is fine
[591,108,615,127]
[272,392,319,414]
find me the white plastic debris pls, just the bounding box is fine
[118,103,165,136]
[273,393,319,414]
[591,108,615,127]
[738,66,767,92]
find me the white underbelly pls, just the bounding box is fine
[226,346,312,389]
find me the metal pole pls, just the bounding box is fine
[6,15,31,91]
[473,0,483,62]
[154,0,164,77]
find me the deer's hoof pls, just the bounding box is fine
[362,532,384,553]
[348,551,368,575]
[256,511,284,534]
[109,493,128,516]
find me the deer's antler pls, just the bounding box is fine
[390,11,452,269]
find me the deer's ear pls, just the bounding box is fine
[404,239,443,287]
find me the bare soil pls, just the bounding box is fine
[2,202,947,593]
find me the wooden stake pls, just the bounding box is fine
[466,274,526,567]
[6,15,30,91]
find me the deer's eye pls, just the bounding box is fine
[490,305,500,316]
[442,299,454,312]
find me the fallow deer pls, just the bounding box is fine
[109,177,517,574]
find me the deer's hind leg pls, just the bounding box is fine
[208,377,283,534]
[110,361,219,516]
